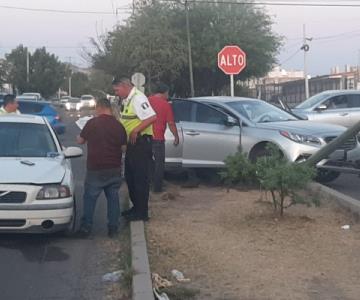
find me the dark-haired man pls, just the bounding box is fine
[148,82,179,193]
[0,94,20,114]
[77,98,127,237]
[112,77,156,221]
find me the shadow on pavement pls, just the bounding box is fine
[0,233,70,262]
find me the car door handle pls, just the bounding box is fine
[340,113,349,116]
[185,131,200,136]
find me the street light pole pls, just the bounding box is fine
[185,0,195,97]
[69,74,72,97]
[67,56,72,97]
[26,48,30,84]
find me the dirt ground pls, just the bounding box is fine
[104,225,131,300]
[146,183,360,300]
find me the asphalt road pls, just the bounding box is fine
[327,173,360,200]
[0,108,125,300]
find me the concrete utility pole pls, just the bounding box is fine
[67,56,72,97]
[302,24,310,99]
[26,48,30,83]
[185,0,195,97]
[357,49,360,90]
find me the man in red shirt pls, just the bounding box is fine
[77,98,127,238]
[148,83,179,192]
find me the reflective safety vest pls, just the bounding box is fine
[120,89,153,138]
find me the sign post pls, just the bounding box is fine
[131,72,146,93]
[217,46,247,97]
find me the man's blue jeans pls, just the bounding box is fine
[81,168,122,230]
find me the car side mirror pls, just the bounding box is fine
[225,116,238,127]
[315,104,327,112]
[64,147,83,159]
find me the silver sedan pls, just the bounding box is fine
[292,90,360,127]
[165,96,360,182]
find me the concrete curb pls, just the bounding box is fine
[309,182,360,219]
[131,220,154,300]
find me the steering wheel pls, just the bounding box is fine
[254,113,272,123]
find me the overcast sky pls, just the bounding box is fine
[0,0,359,76]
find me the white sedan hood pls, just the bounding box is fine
[0,158,66,184]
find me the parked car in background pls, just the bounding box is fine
[49,97,61,107]
[21,93,43,101]
[163,97,360,182]
[80,95,96,109]
[17,95,39,101]
[0,100,65,134]
[292,90,360,127]
[60,96,71,107]
[0,114,82,233]
[65,97,82,111]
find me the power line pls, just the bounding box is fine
[162,0,360,7]
[280,48,301,65]
[0,4,131,15]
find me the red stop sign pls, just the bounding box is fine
[218,45,247,75]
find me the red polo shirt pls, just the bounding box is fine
[148,95,175,141]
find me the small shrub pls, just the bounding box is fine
[220,152,257,187]
[221,145,317,216]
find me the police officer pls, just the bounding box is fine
[0,94,20,114]
[112,77,157,221]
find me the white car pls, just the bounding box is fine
[80,95,96,109]
[21,92,42,101]
[65,97,82,111]
[0,114,82,233]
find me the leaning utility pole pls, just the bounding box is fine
[305,121,360,167]
[185,0,195,97]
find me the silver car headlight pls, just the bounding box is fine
[36,185,71,200]
[280,130,321,145]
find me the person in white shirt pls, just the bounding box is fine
[112,77,156,221]
[0,94,20,114]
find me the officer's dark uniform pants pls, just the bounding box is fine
[125,135,152,217]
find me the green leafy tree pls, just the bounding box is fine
[28,48,67,98]
[90,2,281,96]
[62,72,90,97]
[90,2,187,93]
[88,69,114,98]
[0,59,11,87]
[6,45,29,93]
[5,45,67,98]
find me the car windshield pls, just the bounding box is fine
[69,98,80,103]
[295,93,330,109]
[0,123,57,157]
[227,100,298,123]
[81,96,93,100]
